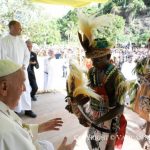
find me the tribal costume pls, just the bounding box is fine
[66,13,127,150]
[88,63,127,150]
[130,38,150,121]
[129,39,150,149]
[131,57,150,121]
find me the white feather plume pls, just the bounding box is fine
[78,12,115,43]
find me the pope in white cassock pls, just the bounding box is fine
[0,59,76,150]
[0,20,36,118]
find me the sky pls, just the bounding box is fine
[35,3,73,18]
[34,2,99,18]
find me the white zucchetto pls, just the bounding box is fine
[0,59,21,77]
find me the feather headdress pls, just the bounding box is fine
[67,60,87,94]
[78,13,115,58]
[67,60,101,101]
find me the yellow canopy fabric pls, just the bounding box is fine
[32,0,108,8]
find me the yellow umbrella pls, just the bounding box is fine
[32,0,108,8]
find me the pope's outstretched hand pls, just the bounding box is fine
[38,118,63,133]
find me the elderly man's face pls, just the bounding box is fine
[5,69,25,109]
[26,42,32,51]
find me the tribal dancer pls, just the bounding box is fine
[65,14,127,150]
[130,38,150,149]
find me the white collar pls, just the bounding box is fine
[0,101,22,126]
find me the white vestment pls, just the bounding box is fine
[44,57,57,91]
[0,34,31,112]
[0,101,54,150]
[121,61,137,81]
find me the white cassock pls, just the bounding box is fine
[121,61,137,106]
[121,61,137,81]
[0,101,54,150]
[45,58,58,90]
[0,34,31,112]
[45,57,61,91]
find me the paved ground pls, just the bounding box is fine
[22,91,149,150]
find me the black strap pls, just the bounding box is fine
[91,123,111,133]
[65,95,73,102]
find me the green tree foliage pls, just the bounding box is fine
[102,1,116,14]
[99,0,149,45]
[57,10,78,42]
[27,18,61,45]
[127,0,145,15]
[0,0,34,35]
[82,5,101,15]
[131,32,150,46]
[93,14,125,43]
[0,0,61,44]
[143,0,150,7]
[58,6,125,44]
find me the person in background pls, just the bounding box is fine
[0,59,76,150]
[26,40,39,101]
[62,60,68,78]
[131,38,150,149]
[44,50,59,92]
[0,20,36,118]
[121,56,137,81]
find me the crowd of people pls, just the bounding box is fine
[30,43,150,95]
[17,33,149,98]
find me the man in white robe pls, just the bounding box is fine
[121,58,137,81]
[0,59,76,150]
[0,20,36,117]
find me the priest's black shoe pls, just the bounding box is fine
[25,110,37,118]
[31,96,37,101]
